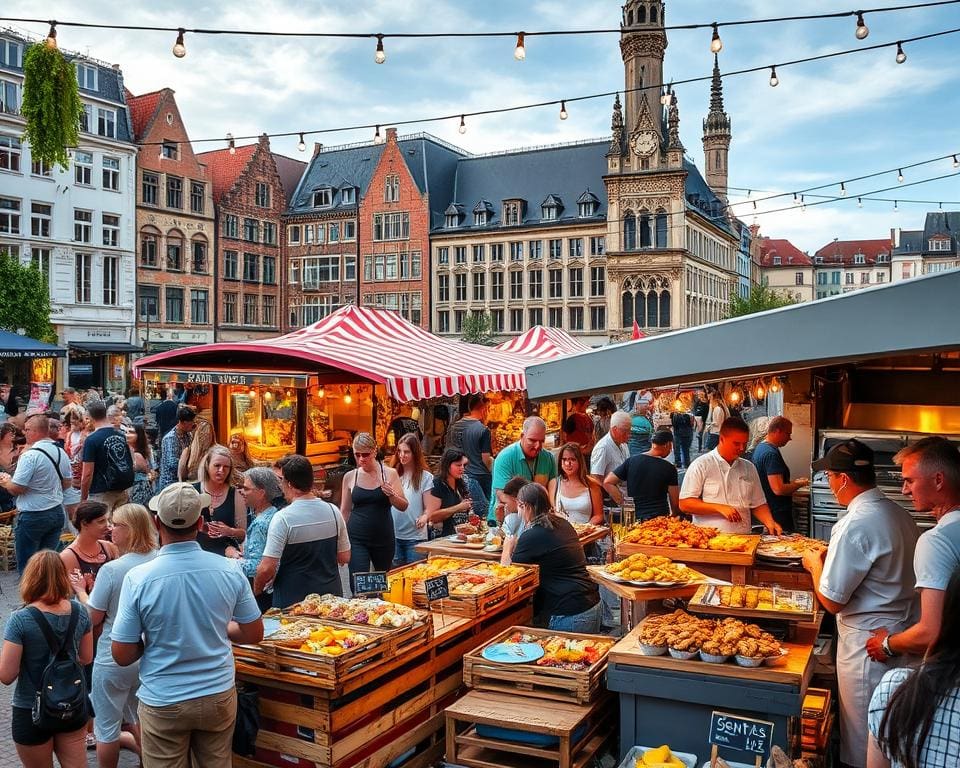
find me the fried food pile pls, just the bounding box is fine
[717,585,774,610]
[638,609,782,658]
[619,517,750,551]
[604,553,694,583]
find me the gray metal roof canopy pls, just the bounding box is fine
[524,270,960,400]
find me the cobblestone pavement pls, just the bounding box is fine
[0,569,139,767]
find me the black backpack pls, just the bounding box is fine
[28,604,89,731]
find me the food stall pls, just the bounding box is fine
[133,306,530,486]
[0,329,67,412]
[522,270,960,765]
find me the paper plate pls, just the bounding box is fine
[481,642,545,664]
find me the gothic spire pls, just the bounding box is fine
[709,54,725,113]
[703,54,731,137]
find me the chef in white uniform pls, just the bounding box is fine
[802,438,919,768]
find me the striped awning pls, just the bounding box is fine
[494,325,592,360]
[133,306,530,402]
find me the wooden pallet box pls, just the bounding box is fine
[462,626,614,704]
[615,535,760,566]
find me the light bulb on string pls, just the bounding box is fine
[172,28,186,58]
[263,390,273,402]
[317,385,326,399]
[728,388,742,406]
[840,182,846,197]
[894,200,899,212]
[458,115,466,134]
[709,23,722,54]
[343,387,353,405]
[514,32,525,61]
[895,42,907,64]
[754,381,766,400]
[559,100,568,120]
[855,12,869,40]
[672,396,683,411]
[226,133,235,155]
[800,194,806,212]
[374,34,386,64]
[373,125,383,144]
[769,378,782,394]
[768,66,779,87]
[952,155,959,169]
[248,388,257,398]
[857,197,863,208]
[897,169,904,183]
[297,133,306,152]
[45,22,57,49]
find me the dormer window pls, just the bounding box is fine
[312,188,332,208]
[877,252,889,262]
[445,213,458,228]
[772,256,782,266]
[473,200,494,227]
[540,195,563,221]
[854,254,865,265]
[814,256,824,264]
[75,62,97,91]
[341,187,356,205]
[502,201,522,227]
[929,238,950,252]
[444,203,464,229]
[577,191,600,218]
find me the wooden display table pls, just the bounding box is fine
[445,690,613,768]
[417,526,610,562]
[615,535,761,585]
[586,565,698,631]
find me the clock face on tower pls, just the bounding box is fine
[631,130,659,157]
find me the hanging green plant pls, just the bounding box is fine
[21,41,83,171]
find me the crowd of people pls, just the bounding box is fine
[0,384,957,768]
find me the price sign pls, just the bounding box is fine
[709,711,774,757]
[351,571,388,595]
[424,575,450,602]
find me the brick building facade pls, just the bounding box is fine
[126,88,215,352]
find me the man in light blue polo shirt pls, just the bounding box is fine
[488,416,557,524]
[112,483,263,767]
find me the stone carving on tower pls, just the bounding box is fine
[607,94,625,173]
[702,54,732,204]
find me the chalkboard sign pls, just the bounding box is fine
[424,575,450,602]
[709,711,774,756]
[351,571,388,595]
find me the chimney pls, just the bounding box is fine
[312,142,324,158]
[386,127,398,142]
[891,227,899,248]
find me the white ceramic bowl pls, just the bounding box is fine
[699,649,731,664]
[637,642,667,656]
[735,654,765,667]
[669,647,699,660]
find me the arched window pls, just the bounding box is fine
[190,234,208,274]
[621,291,634,327]
[715,151,722,169]
[655,210,668,248]
[635,291,647,326]
[140,225,161,268]
[639,210,652,248]
[650,6,658,23]
[626,9,633,25]
[623,213,637,251]
[646,290,658,327]
[637,6,646,23]
[659,290,671,327]
[166,228,185,272]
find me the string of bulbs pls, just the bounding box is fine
[13,0,960,61]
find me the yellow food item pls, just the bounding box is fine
[604,553,692,583]
[619,518,750,552]
[638,745,685,767]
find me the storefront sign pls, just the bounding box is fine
[708,711,774,756]
[140,369,310,388]
[0,350,63,358]
[351,571,389,595]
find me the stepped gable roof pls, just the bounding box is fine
[195,144,258,203]
[272,155,308,206]
[757,237,811,267]
[124,89,163,141]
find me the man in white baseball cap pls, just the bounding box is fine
[111,482,263,767]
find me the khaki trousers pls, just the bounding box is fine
[138,687,236,768]
[89,488,130,513]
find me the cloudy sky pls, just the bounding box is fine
[6,0,959,252]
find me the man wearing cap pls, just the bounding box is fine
[679,417,782,535]
[111,483,263,767]
[802,439,919,768]
[602,430,680,521]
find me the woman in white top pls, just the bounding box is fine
[704,391,729,451]
[389,434,433,566]
[867,565,960,768]
[547,443,603,526]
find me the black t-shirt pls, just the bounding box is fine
[429,479,468,537]
[612,454,678,521]
[82,426,134,494]
[512,517,600,625]
[670,411,695,437]
[154,400,178,438]
[751,442,794,530]
[447,418,492,482]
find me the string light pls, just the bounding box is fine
[45,21,57,48]
[769,378,782,394]
[514,32,525,61]
[458,114,466,134]
[343,387,352,405]
[373,124,383,144]
[660,84,673,106]
[226,133,235,155]
[754,381,766,400]
[172,27,186,58]
[297,132,306,152]
[769,66,779,87]
[954,155,960,169]
[840,182,847,196]
[728,388,742,406]
[317,385,326,399]
[898,169,904,182]
[263,390,273,402]
[248,388,257,398]
[857,197,863,207]
[559,100,568,120]
[710,23,723,53]
[374,34,386,64]
[855,11,870,39]
[894,199,899,210]
[895,41,907,62]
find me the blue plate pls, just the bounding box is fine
[481,642,545,664]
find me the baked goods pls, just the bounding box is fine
[289,595,425,628]
[398,557,475,581]
[503,631,614,671]
[638,610,783,660]
[462,563,526,580]
[604,553,696,584]
[717,585,774,609]
[619,517,751,552]
[267,620,370,656]
[447,572,501,595]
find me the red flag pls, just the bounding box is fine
[631,320,645,340]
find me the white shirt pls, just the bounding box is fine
[820,487,920,630]
[679,448,767,533]
[914,508,960,591]
[590,432,628,479]
[11,439,71,511]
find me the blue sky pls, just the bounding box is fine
[6,0,959,252]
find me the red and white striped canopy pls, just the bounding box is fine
[494,325,591,360]
[134,305,530,402]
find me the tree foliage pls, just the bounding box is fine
[727,282,800,319]
[0,248,56,342]
[460,312,495,346]
[21,42,83,171]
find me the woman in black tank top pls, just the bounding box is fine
[193,445,246,557]
[340,433,408,577]
[60,501,118,593]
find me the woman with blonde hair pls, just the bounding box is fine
[704,390,729,451]
[194,444,246,556]
[70,504,156,767]
[0,550,93,767]
[341,432,407,575]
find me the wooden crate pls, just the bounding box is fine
[460,563,540,601]
[615,535,760,565]
[413,577,512,618]
[276,601,434,644]
[462,626,612,704]
[445,689,615,768]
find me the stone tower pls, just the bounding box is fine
[702,54,732,204]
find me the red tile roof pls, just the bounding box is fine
[814,238,893,265]
[125,89,164,142]
[757,237,811,267]
[195,144,258,203]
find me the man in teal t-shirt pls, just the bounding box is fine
[488,416,557,524]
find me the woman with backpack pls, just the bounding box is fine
[0,550,93,767]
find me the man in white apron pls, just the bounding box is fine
[803,439,919,768]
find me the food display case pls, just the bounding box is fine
[488,391,562,453]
